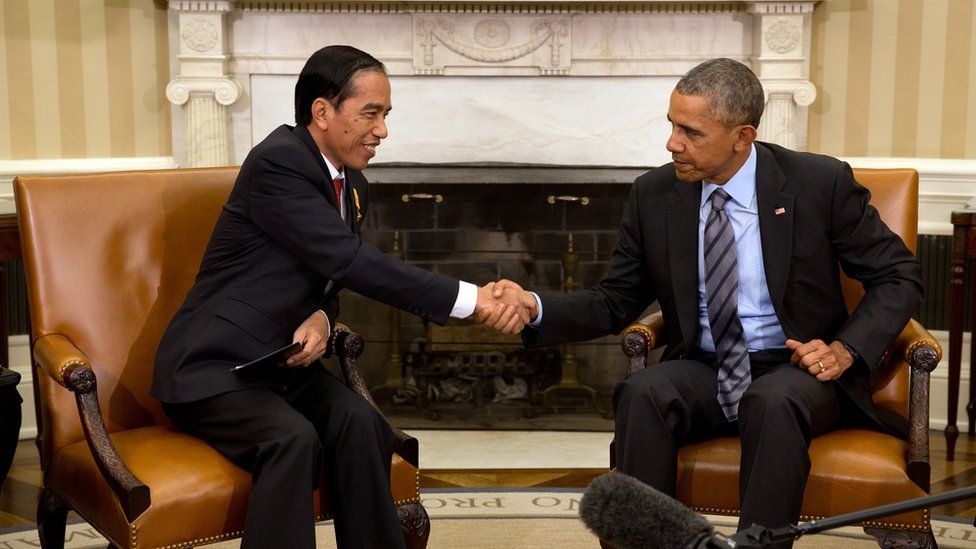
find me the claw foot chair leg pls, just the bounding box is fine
[398,501,431,549]
[864,527,938,549]
[37,488,69,549]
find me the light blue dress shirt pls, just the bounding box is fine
[529,144,787,349]
[697,145,786,352]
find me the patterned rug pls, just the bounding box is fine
[1,489,973,548]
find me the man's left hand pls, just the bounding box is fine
[286,311,330,367]
[785,338,853,382]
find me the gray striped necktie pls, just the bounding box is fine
[704,187,751,421]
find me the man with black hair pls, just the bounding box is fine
[152,45,525,548]
[488,58,923,547]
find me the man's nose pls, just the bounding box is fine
[666,132,683,153]
[375,118,389,139]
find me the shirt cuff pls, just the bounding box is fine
[315,309,332,334]
[451,281,478,319]
[528,292,543,327]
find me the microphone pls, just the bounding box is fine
[581,471,976,549]
[579,472,730,549]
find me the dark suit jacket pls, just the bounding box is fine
[525,142,923,435]
[152,124,459,403]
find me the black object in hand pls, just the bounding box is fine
[230,342,303,372]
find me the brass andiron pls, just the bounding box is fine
[371,231,421,404]
[538,231,607,417]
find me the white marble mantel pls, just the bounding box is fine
[166,1,816,168]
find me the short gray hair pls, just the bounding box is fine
[675,58,765,128]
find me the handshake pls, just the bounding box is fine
[473,279,538,335]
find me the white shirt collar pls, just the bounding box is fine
[320,153,344,182]
[700,143,757,210]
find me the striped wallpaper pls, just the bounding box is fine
[0,0,171,160]
[0,1,973,161]
[809,0,976,159]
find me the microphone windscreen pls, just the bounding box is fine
[580,472,715,549]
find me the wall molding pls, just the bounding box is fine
[236,1,747,15]
[0,155,971,232]
[0,157,178,215]
[842,156,976,236]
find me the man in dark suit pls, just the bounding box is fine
[151,45,526,549]
[487,58,923,546]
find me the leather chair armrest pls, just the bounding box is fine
[331,326,419,468]
[620,311,665,374]
[32,333,150,521]
[33,333,93,389]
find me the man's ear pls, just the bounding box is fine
[733,124,757,153]
[310,97,334,131]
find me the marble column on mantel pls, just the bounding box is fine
[748,1,817,151]
[165,1,241,168]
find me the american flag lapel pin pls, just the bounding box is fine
[353,188,363,222]
[774,207,786,216]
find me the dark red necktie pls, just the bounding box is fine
[332,177,343,202]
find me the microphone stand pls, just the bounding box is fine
[717,485,976,548]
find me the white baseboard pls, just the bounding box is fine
[10,334,36,440]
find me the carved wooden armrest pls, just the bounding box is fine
[891,318,941,373]
[331,325,419,468]
[885,319,941,493]
[33,334,150,521]
[620,311,665,374]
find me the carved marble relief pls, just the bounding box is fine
[413,16,570,75]
[181,17,219,52]
[764,17,800,54]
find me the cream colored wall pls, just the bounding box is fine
[810,0,976,159]
[0,0,170,160]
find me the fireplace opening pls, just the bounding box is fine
[332,164,657,430]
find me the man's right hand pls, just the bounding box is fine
[475,282,532,335]
[489,279,538,323]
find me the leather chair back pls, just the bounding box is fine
[846,168,919,421]
[16,167,239,462]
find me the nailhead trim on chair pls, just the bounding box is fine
[57,359,90,385]
[155,530,245,549]
[393,469,423,507]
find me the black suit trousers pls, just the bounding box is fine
[163,368,405,549]
[612,352,850,549]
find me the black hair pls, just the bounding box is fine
[294,45,387,126]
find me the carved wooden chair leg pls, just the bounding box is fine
[398,501,431,549]
[37,488,69,549]
[863,527,938,549]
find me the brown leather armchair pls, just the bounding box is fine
[618,168,941,547]
[15,168,430,549]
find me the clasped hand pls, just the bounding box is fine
[474,279,537,335]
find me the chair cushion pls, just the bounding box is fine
[46,426,420,549]
[676,429,928,529]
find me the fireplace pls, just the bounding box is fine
[331,165,652,422]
